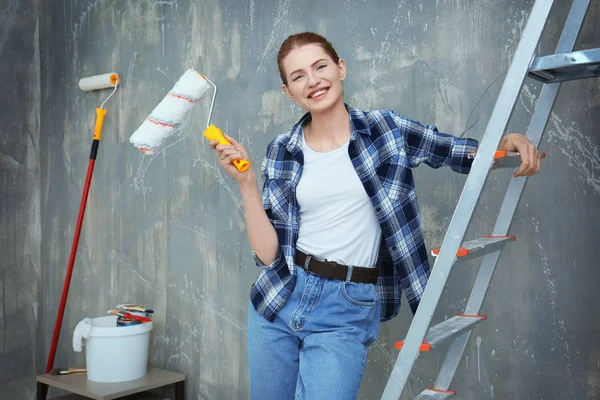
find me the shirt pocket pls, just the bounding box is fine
[373,130,412,200]
[373,128,404,169]
[375,151,401,179]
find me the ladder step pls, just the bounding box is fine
[431,236,515,261]
[468,150,546,169]
[414,387,457,399]
[395,315,486,352]
[528,48,600,83]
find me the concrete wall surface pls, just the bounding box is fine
[1,0,41,399]
[1,0,599,399]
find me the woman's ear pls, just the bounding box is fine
[338,58,347,82]
[282,83,294,101]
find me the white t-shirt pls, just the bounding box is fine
[295,133,382,268]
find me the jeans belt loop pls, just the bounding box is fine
[345,265,354,282]
[304,254,312,271]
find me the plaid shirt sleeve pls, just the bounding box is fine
[388,111,478,312]
[390,111,479,173]
[250,155,284,270]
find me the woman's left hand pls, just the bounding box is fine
[498,133,541,177]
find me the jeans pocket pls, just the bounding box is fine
[341,282,378,308]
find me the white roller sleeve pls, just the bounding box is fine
[129,69,211,155]
[78,73,119,91]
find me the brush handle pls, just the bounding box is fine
[46,110,106,378]
[123,313,152,323]
[68,368,87,374]
[204,125,250,172]
[117,305,145,312]
[93,108,107,141]
[124,306,154,314]
[108,310,151,322]
[51,367,87,375]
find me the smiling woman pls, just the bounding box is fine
[208,31,541,400]
[280,43,349,149]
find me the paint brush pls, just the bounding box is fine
[107,310,152,323]
[51,368,87,375]
[116,304,154,314]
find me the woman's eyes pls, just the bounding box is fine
[292,65,327,81]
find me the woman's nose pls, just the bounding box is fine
[307,72,321,87]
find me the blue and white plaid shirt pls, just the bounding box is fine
[250,104,479,322]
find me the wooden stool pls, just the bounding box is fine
[36,367,185,400]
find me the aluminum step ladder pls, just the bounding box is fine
[381,0,599,398]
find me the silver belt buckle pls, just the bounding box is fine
[345,265,354,282]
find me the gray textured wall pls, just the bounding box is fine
[0,0,41,399]
[1,0,599,399]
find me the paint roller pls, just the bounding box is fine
[128,69,250,172]
[77,72,120,147]
[44,72,120,385]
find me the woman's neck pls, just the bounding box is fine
[304,100,351,152]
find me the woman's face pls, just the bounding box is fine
[281,43,346,114]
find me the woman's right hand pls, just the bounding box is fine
[209,133,255,185]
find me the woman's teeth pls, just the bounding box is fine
[310,89,327,98]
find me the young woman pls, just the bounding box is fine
[210,32,540,400]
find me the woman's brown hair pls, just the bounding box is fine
[277,32,340,85]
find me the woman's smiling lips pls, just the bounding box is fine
[308,87,330,100]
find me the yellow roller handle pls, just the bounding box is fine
[203,125,251,172]
[93,108,107,140]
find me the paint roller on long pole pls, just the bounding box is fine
[128,69,250,172]
[44,73,120,381]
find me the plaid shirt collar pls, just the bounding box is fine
[284,104,372,155]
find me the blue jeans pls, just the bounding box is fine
[248,267,381,400]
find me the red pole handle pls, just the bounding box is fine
[45,109,106,392]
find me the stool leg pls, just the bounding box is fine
[37,382,47,400]
[174,381,185,400]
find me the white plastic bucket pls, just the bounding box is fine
[84,315,152,383]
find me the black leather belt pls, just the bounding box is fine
[295,250,378,284]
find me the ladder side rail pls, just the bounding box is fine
[380,1,555,398]
[433,0,591,390]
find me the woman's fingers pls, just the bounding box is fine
[218,147,236,160]
[528,146,538,176]
[209,140,219,150]
[514,144,542,177]
[208,133,251,180]
[514,151,530,177]
[217,145,248,163]
[219,148,244,165]
[223,133,240,147]
[223,152,243,165]
[223,134,250,157]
